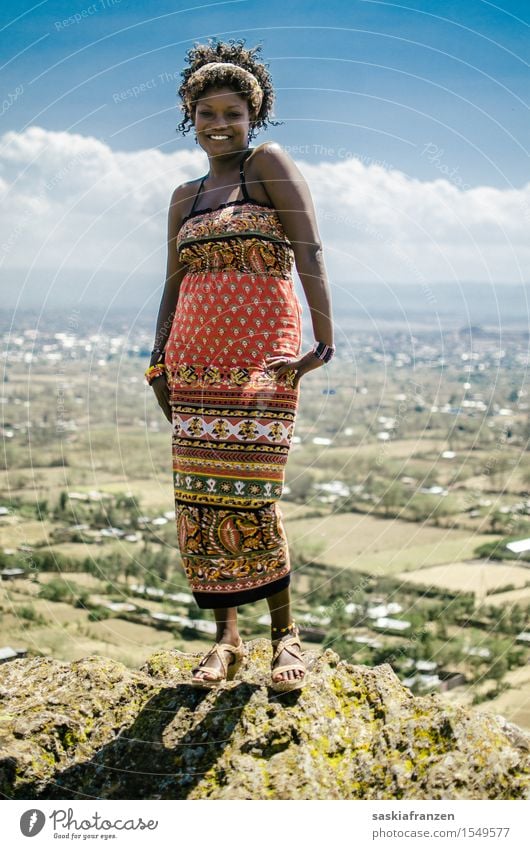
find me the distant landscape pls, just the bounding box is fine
[6,279,530,330]
[1,303,529,731]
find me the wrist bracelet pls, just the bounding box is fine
[144,362,166,385]
[312,341,335,363]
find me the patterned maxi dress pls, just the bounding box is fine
[164,148,303,609]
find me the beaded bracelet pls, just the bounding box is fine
[271,620,297,634]
[312,341,335,363]
[144,362,166,385]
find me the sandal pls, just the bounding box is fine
[190,636,245,688]
[270,623,308,693]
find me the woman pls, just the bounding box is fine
[145,38,334,692]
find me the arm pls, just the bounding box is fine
[149,187,188,368]
[147,187,189,424]
[253,142,334,350]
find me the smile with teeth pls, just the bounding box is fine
[208,134,230,140]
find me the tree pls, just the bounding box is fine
[380,482,404,517]
[36,499,48,518]
[487,654,508,683]
[435,619,448,640]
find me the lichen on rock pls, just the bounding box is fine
[0,639,528,799]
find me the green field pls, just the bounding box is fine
[1,332,530,727]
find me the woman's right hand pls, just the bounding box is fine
[151,374,172,424]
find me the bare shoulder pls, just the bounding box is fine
[249,141,298,177]
[247,141,313,214]
[170,178,202,211]
[167,178,203,236]
[248,143,306,204]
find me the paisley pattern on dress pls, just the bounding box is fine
[177,203,295,277]
[165,156,302,608]
[175,501,291,600]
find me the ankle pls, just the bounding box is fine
[270,620,298,642]
[216,628,239,644]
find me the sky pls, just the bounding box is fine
[1,0,529,311]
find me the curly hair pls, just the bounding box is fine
[176,37,283,141]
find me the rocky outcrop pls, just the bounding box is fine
[0,640,528,799]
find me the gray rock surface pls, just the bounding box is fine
[0,639,528,799]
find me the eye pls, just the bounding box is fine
[198,110,242,117]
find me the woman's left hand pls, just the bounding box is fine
[264,350,324,389]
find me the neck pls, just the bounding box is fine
[205,147,251,180]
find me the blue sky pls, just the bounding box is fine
[1,1,529,308]
[1,0,529,187]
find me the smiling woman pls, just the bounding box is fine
[144,37,335,692]
[176,39,280,143]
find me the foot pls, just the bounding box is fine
[271,623,306,685]
[192,632,241,683]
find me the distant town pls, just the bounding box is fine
[1,308,529,730]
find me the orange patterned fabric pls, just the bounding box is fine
[177,202,295,277]
[164,165,303,608]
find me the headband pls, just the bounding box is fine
[183,61,264,116]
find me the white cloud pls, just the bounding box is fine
[0,126,200,282]
[303,158,530,285]
[1,126,529,304]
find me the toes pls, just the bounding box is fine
[272,668,305,684]
[194,666,217,680]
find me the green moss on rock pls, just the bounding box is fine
[0,641,528,799]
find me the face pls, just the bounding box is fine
[193,85,253,155]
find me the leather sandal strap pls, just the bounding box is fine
[196,644,217,667]
[192,664,224,682]
[194,645,228,678]
[272,662,306,674]
[217,640,242,656]
[193,640,242,679]
[272,634,303,666]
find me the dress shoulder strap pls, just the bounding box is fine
[188,148,254,214]
[188,175,207,216]
[239,148,254,201]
